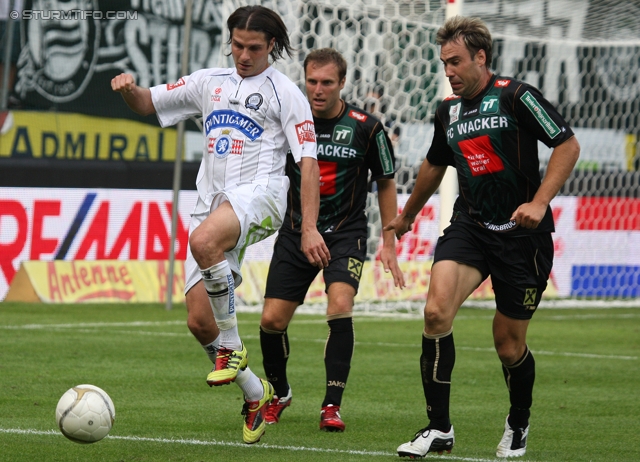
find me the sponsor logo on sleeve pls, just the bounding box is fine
[332,125,353,145]
[520,91,560,138]
[166,77,185,90]
[376,131,394,175]
[348,110,368,122]
[295,120,316,144]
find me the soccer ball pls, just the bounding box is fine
[55,384,115,444]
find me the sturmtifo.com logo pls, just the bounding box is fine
[13,9,137,20]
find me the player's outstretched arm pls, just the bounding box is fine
[111,73,156,116]
[298,156,331,268]
[511,136,580,229]
[376,178,405,289]
[384,159,448,240]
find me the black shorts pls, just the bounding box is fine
[433,222,554,320]
[264,231,367,303]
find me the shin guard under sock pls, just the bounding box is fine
[421,329,455,432]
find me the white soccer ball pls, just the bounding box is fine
[55,384,115,444]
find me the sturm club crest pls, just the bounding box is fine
[16,0,101,103]
[214,130,233,159]
[208,129,244,159]
[245,93,263,110]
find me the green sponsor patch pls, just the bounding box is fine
[520,91,560,138]
[376,131,394,175]
[480,95,499,114]
[332,125,353,145]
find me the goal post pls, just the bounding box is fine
[228,0,640,311]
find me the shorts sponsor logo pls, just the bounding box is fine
[520,91,560,139]
[332,125,353,145]
[348,110,367,122]
[480,96,499,115]
[295,120,316,144]
[523,288,537,309]
[245,93,263,110]
[348,257,363,281]
[449,103,461,123]
[376,131,394,175]
[167,78,185,90]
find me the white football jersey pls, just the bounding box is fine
[150,66,317,208]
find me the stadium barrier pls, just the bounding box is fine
[4,260,510,305]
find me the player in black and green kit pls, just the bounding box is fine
[387,16,580,459]
[260,48,405,432]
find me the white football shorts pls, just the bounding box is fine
[184,177,289,295]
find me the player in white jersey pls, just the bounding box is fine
[111,5,330,445]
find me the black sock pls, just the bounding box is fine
[322,317,354,407]
[502,347,535,429]
[421,331,455,432]
[260,325,290,398]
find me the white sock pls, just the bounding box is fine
[202,337,220,365]
[236,367,265,402]
[200,261,241,350]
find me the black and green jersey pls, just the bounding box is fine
[428,74,575,234]
[282,102,396,235]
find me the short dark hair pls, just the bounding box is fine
[303,48,347,81]
[436,16,493,67]
[227,6,293,61]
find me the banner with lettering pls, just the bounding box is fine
[14,0,229,122]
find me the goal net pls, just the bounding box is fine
[228,0,640,312]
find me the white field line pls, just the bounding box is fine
[0,427,503,462]
[1,317,637,360]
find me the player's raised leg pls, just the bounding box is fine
[189,201,247,386]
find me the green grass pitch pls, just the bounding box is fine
[0,302,638,461]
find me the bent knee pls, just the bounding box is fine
[495,342,527,365]
[260,312,289,332]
